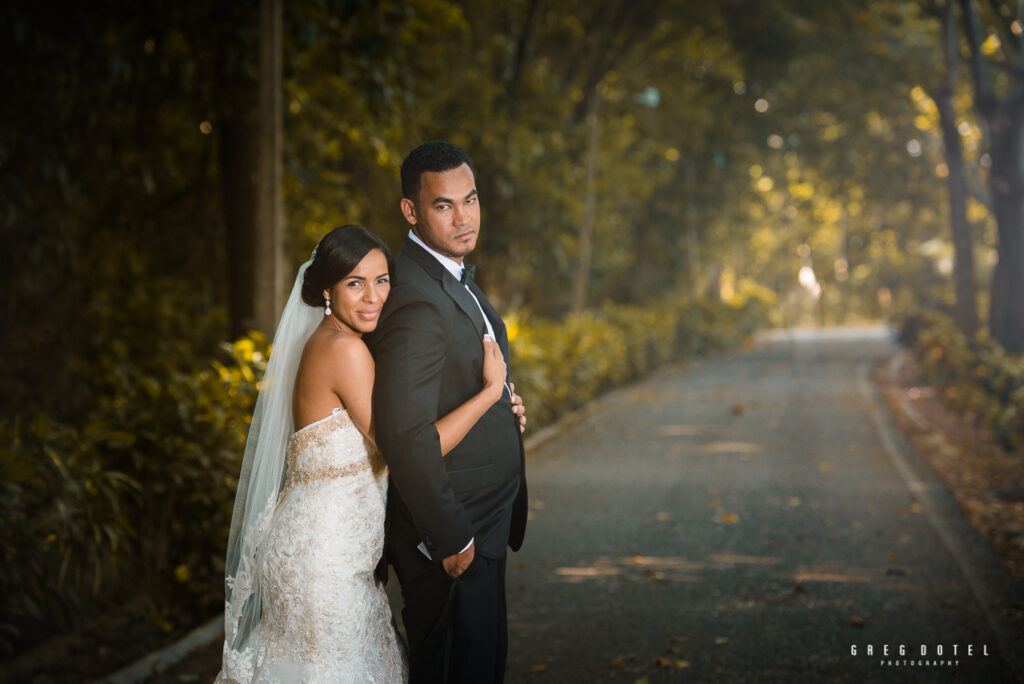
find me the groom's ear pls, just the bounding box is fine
[400,197,417,226]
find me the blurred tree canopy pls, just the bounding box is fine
[4,0,1019,424]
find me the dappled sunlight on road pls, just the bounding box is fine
[554,553,783,584]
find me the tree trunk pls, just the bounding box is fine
[932,0,978,337]
[986,106,1024,353]
[572,88,600,313]
[254,0,286,335]
[958,0,1024,352]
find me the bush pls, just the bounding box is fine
[0,334,267,652]
[509,294,767,427]
[900,312,1024,450]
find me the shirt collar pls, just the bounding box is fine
[407,229,464,281]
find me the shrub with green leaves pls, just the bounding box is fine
[900,312,1024,450]
[509,294,767,427]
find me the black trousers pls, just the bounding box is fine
[399,553,508,683]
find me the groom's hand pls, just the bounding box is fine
[442,541,475,578]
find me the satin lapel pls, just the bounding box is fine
[442,276,488,336]
[400,238,489,335]
[469,281,510,364]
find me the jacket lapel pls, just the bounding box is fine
[469,281,510,364]
[401,238,488,336]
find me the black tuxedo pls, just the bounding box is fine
[367,237,527,682]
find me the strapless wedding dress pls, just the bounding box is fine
[218,409,407,683]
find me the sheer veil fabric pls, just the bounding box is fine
[218,260,321,681]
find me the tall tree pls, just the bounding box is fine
[959,0,1024,352]
[924,0,979,336]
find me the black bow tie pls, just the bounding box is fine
[460,263,476,285]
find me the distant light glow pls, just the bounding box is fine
[980,153,992,167]
[199,121,213,135]
[754,98,770,113]
[957,121,971,136]
[664,147,680,162]
[1012,20,1022,36]
[906,139,922,157]
[755,176,774,192]
[767,134,784,149]
[797,243,811,258]
[798,266,821,298]
[144,39,155,55]
[733,81,747,95]
[935,163,949,178]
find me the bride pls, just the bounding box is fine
[216,225,517,683]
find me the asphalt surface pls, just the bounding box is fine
[502,326,1024,683]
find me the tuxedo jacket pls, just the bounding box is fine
[368,237,527,577]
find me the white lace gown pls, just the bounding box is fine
[219,408,407,683]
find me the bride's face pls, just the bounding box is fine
[324,248,391,335]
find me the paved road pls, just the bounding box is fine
[503,326,1024,683]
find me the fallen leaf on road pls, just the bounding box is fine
[655,511,670,522]
[819,461,837,472]
[664,646,679,654]
[634,678,651,684]
[712,497,722,508]
[787,496,802,507]
[530,664,548,672]
[715,636,730,645]
[672,636,688,643]
[731,403,745,415]
[656,657,690,668]
[849,616,865,627]
[714,512,740,524]
[609,658,625,668]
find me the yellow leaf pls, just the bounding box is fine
[715,636,730,645]
[981,33,1001,56]
[609,658,625,668]
[656,656,690,668]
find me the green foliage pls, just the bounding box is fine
[0,333,267,650]
[901,312,1024,450]
[510,294,768,427]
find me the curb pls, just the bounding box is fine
[93,617,221,684]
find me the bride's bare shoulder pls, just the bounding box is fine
[301,325,374,374]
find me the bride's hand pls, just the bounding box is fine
[482,334,506,402]
[509,382,527,433]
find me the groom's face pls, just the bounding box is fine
[401,163,480,263]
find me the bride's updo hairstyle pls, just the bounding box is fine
[301,225,393,308]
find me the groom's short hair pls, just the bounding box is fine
[401,141,473,199]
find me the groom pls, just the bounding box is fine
[369,141,528,682]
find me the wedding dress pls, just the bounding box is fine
[219,408,406,683]
[217,258,407,684]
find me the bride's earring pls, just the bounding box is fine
[324,294,331,316]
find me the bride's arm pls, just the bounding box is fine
[330,336,377,442]
[434,335,506,456]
